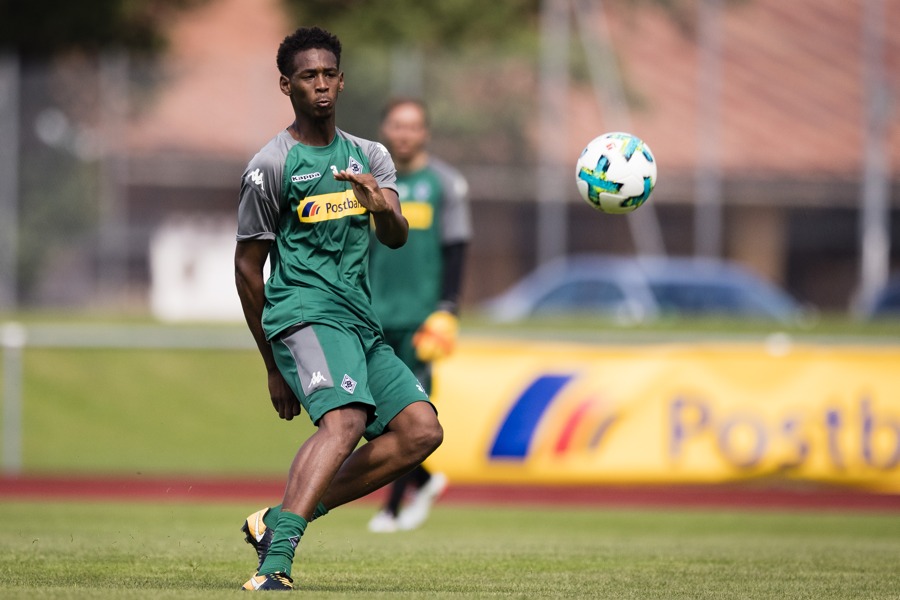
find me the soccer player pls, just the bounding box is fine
[366,98,471,533]
[234,27,443,591]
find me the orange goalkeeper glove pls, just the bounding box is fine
[412,310,459,362]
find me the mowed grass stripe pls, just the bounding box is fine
[0,501,898,599]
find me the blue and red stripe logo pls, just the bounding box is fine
[300,202,321,218]
[489,374,617,461]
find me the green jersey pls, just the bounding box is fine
[369,157,471,329]
[237,128,397,340]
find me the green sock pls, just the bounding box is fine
[263,502,328,529]
[262,504,281,530]
[312,502,329,521]
[258,511,307,577]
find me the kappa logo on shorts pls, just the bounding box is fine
[340,374,357,394]
[308,371,327,390]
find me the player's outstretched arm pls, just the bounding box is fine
[234,240,301,421]
[333,168,408,248]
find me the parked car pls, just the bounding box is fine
[480,254,805,324]
[859,277,900,319]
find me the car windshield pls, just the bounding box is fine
[648,281,782,317]
[873,285,900,314]
[532,279,627,315]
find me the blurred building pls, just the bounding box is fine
[3,0,899,316]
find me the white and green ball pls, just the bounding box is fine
[575,132,657,214]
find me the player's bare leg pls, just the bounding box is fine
[321,401,443,509]
[252,405,369,585]
[243,401,442,584]
[282,406,374,515]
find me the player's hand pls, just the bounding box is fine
[412,311,459,362]
[267,369,301,421]
[332,167,391,213]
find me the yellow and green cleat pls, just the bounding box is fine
[241,572,293,591]
[241,508,273,572]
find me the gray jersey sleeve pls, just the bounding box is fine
[430,157,473,244]
[338,129,398,195]
[237,132,290,242]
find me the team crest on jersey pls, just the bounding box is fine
[298,190,367,223]
[413,181,432,199]
[347,156,363,175]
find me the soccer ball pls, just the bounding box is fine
[575,132,657,214]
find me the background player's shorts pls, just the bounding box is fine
[382,327,432,395]
[273,321,432,440]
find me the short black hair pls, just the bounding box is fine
[381,97,429,126]
[276,26,342,77]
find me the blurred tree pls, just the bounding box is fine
[0,0,209,58]
[612,0,748,36]
[280,0,541,50]
[280,0,744,49]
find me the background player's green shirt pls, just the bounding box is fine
[237,128,398,340]
[369,157,471,330]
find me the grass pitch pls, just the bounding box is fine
[1,500,898,599]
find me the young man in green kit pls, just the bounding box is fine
[366,98,471,533]
[234,27,443,591]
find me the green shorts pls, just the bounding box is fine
[272,321,432,440]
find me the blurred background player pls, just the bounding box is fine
[367,98,472,533]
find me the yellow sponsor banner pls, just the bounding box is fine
[426,339,900,492]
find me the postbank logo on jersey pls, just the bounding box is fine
[298,190,366,223]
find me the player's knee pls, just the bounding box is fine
[411,419,443,459]
[391,403,443,459]
[318,405,368,447]
[431,420,444,450]
[428,421,444,454]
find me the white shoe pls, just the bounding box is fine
[367,510,398,533]
[396,472,448,531]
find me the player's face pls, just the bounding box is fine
[280,48,344,119]
[381,103,429,163]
